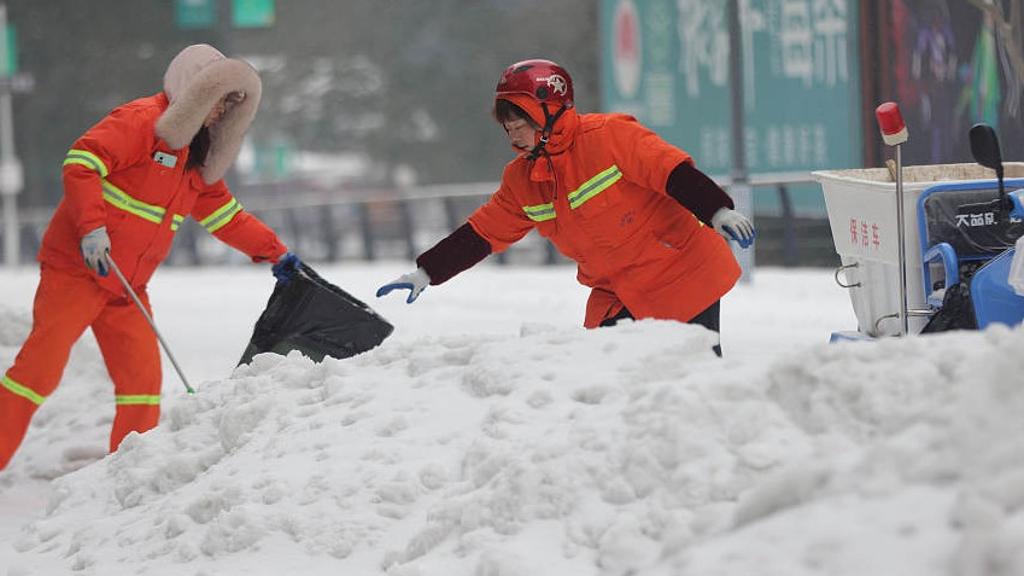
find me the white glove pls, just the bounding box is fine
[80,226,111,276]
[376,267,431,304]
[711,208,755,249]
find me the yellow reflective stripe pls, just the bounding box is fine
[65,150,181,231]
[522,202,556,222]
[102,180,166,224]
[63,157,106,176]
[199,198,243,233]
[115,394,161,406]
[568,165,622,210]
[63,149,109,178]
[2,375,46,406]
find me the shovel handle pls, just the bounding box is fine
[106,252,195,394]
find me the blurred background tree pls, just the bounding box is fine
[4,0,598,207]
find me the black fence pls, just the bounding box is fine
[2,178,838,269]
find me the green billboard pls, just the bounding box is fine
[601,0,862,180]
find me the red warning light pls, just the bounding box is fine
[875,102,908,146]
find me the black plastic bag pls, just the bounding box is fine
[239,263,394,365]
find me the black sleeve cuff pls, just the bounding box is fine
[415,222,492,285]
[665,162,734,225]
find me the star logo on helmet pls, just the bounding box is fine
[540,74,567,96]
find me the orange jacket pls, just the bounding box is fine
[466,109,740,327]
[41,93,286,295]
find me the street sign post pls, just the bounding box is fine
[0,3,21,267]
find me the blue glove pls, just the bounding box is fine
[272,252,302,286]
[81,226,111,276]
[711,208,756,249]
[376,268,430,304]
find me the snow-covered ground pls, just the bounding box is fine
[1,261,1022,575]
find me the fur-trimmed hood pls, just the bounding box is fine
[155,44,262,184]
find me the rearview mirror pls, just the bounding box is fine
[970,123,1006,205]
[970,123,1004,177]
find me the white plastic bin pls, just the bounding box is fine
[813,163,1024,336]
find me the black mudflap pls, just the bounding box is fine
[239,263,394,365]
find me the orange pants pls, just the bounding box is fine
[1,266,161,470]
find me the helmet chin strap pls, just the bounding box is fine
[527,102,567,161]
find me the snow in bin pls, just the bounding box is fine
[814,162,1024,187]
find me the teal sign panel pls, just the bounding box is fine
[233,0,275,28]
[1,25,16,76]
[175,0,216,30]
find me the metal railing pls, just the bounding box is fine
[1,173,833,268]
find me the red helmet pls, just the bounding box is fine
[495,59,574,110]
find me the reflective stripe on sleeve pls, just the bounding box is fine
[522,202,556,222]
[199,198,243,233]
[568,165,622,210]
[115,394,161,406]
[63,149,110,178]
[1,375,46,406]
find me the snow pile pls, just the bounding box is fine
[668,325,1024,576]
[0,306,31,346]
[0,306,111,483]
[6,318,1024,576]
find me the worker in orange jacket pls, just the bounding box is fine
[0,44,301,471]
[378,59,754,353]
